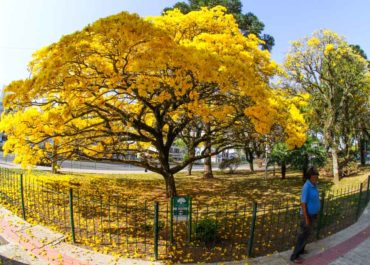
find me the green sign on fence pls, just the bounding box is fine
[172,196,190,221]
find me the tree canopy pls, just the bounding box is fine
[284,29,370,182]
[1,8,306,197]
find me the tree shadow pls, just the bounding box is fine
[0,255,28,265]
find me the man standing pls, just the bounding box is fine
[290,167,320,263]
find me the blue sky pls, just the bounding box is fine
[1,0,369,87]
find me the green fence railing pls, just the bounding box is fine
[0,167,368,263]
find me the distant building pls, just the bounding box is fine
[194,148,239,164]
[169,145,186,162]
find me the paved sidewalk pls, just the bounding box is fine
[1,203,370,265]
[0,207,161,265]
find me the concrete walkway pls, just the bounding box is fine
[0,207,161,265]
[0,202,370,265]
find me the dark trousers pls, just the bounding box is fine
[290,215,317,260]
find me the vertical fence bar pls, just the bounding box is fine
[316,191,326,239]
[107,196,112,244]
[100,196,104,243]
[356,183,363,221]
[164,202,169,256]
[170,197,174,243]
[366,176,370,204]
[19,174,26,220]
[247,202,257,257]
[153,202,159,260]
[187,196,192,243]
[69,188,76,243]
[144,201,147,254]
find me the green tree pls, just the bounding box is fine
[350,44,368,60]
[270,137,327,180]
[289,137,327,180]
[284,30,370,183]
[270,142,290,179]
[163,0,275,51]
[350,44,370,166]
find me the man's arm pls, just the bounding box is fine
[301,203,310,226]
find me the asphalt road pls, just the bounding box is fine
[1,152,368,174]
[0,152,217,172]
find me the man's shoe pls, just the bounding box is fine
[290,257,304,264]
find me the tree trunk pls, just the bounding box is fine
[164,173,177,198]
[203,152,213,178]
[51,143,58,174]
[249,159,254,172]
[157,140,177,197]
[203,123,214,179]
[244,148,254,172]
[187,163,193,176]
[302,153,309,181]
[187,148,195,175]
[281,161,286,179]
[52,161,58,174]
[332,148,340,183]
[264,145,268,180]
[360,138,366,166]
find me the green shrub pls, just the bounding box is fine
[195,219,218,244]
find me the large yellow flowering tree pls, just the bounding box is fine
[150,6,307,173]
[284,30,370,182]
[1,8,306,197]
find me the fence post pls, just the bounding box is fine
[154,202,159,260]
[170,197,174,243]
[187,196,192,243]
[356,183,363,221]
[316,191,326,240]
[19,174,26,220]
[69,188,76,243]
[247,201,257,257]
[366,176,370,204]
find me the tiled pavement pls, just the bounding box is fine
[1,203,370,265]
[329,237,370,265]
[298,224,370,265]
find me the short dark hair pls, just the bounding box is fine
[306,167,319,179]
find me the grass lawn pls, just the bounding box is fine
[21,164,370,204]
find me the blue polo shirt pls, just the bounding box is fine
[301,180,320,215]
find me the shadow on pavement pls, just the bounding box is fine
[0,256,28,265]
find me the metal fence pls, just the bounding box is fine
[0,167,369,263]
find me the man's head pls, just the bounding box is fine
[306,166,319,184]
